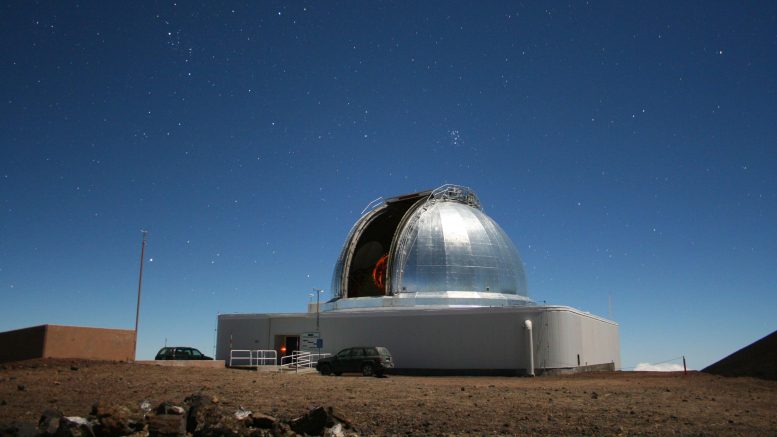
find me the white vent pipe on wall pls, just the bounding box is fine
[524,319,535,376]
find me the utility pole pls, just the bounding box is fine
[313,288,324,357]
[313,288,324,330]
[133,230,148,361]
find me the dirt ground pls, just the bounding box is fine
[1,359,776,436]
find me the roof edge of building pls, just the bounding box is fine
[217,304,618,325]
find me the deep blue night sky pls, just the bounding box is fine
[1,1,775,368]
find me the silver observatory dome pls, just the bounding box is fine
[325,185,531,311]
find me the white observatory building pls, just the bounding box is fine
[216,185,620,374]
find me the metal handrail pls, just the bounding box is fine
[279,352,297,367]
[229,349,277,367]
[252,349,277,366]
[295,352,311,372]
[307,353,331,365]
[280,350,309,367]
[229,349,251,367]
[279,351,332,372]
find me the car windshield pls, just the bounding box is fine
[191,349,202,357]
[376,347,391,356]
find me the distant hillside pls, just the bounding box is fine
[703,330,777,380]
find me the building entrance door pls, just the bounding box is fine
[275,335,300,361]
[286,336,300,356]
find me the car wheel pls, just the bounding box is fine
[319,364,332,376]
[362,363,374,377]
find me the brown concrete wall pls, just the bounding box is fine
[43,325,135,361]
[0,325,46,363]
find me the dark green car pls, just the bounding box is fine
[316,346,394,377]
[155,347,213,360]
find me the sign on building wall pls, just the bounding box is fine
[301,332,321,351]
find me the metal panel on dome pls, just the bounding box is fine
[390,201,528,297]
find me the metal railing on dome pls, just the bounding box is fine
[429,184,481,209]
[360,196,385,215]
[229,349,277,367]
